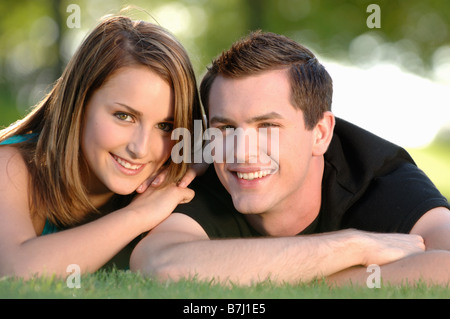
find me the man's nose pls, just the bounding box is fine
[226,128,259,164]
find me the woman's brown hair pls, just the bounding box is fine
[0,15,201,227]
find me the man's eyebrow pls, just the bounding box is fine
[209,112,283,125]
[209,116,232,125]
[248,112,283,123]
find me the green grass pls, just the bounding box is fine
[0,269,448,299]
[408,138,450,201]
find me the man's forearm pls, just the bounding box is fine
[326,250,450,287]
[155,231,365,284]
[131,228,424,285]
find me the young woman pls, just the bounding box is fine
[0,15,202,278]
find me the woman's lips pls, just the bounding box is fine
[111,153,146,175]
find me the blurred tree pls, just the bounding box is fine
[1,0,449,127]
[227,0,450,73]
[0,0,63,125]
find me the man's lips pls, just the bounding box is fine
[236,169,272,180]
[228,166,278,181]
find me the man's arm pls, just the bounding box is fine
[327,250,450,287]
[410,206,450,250]
[327,206,450,286]
[130,213,424,285]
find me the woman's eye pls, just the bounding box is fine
[114,112,133,122]
[157,122,174,132]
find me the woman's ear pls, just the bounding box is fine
[312,111,335,156]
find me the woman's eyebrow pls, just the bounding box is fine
[114,102,174,122]
[114,102,143,117]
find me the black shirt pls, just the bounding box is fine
[175,118,449,238]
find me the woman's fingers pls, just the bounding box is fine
[137,162,209,193]
[135,170,166,193]
[178,163,210,188]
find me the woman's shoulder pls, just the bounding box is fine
[0,144,26,164]
[0,146,29,188]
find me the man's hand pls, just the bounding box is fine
[326,207,450,287]
[356,230,425,266]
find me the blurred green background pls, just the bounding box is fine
[0,0,449,199]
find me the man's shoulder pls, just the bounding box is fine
[341,160,450,233]
[325,117,415,193]
[321,118,449,233]
[331,117,414,164]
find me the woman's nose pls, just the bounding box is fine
[127,128,151,159]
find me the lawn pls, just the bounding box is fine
[0,268,448,300]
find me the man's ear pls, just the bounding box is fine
[312,111,335,156]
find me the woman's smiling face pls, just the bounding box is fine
[81,65,175,198]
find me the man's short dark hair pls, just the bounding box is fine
[200,31,333,130]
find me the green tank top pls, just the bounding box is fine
[0,133,38,145]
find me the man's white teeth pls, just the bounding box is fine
[236,170,271,180]
[114,156,142,170]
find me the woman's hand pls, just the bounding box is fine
[136,162,209,193]
[129,182,195,232]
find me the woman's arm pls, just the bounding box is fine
[0,146,193,278]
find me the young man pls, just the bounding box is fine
[130,32,450,286]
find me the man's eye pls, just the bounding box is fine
[259,122,280,128]
[114,112,133,122]
[216,124,235,131]
[157,122,174,132]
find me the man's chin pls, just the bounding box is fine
[231,197,267,215]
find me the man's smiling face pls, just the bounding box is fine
[208,68,318,216]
